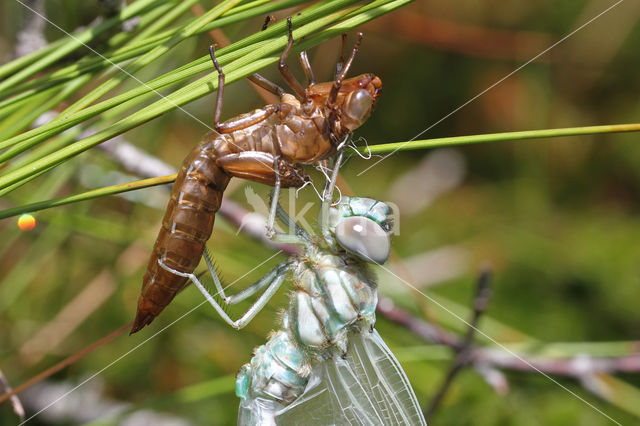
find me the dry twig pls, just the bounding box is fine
[425,268,492,418]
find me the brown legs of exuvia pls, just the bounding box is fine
[208,16,364,133]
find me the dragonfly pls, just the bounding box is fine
[158,156,427,425]
[131,18,382,333]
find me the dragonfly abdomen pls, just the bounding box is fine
[237,330,310,403]
[131,138,231,333]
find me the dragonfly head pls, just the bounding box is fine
[328,197,393,264]
[339,74,382,132]
[307,74,382,136]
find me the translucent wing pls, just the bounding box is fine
[275,329,427,426]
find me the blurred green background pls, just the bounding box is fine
[1,0,640,424]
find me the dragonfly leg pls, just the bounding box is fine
[202,250,290,305]
[218,151,305,187]
[229,273,286,329]
[266,190,311,245]
[225,262,290,305]
[278,17,306,99]
[328,32,363,106]
[201,249,227,302]
[157,258,240,328]
[157,258,286,329]
[266,155,282,239]
[274,197,310,241]
[247,15,287,97]
[247,74,285,97]
[320,150,344,242]
[209,45,226,132]
[299,51,316,86]
[265,158,308,244]
[260,14,275,31]
[215,105,278,133]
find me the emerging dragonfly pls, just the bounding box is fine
[159,157,426,425]
[131,18,382,333]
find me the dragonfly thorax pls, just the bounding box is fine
[237,244,378,412]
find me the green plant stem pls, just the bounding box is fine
[0,75,92,140]
[0,164,59,198]
[0,87,58,137]
[0,0,176,82]
[364,123,640,154]
[0,0,212,163]
[0,175,176,220]
[127,0,183,43]
[0,37,68,81]
[2,121,637,220]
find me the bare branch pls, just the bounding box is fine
[475,351,640,377]
[376,295,462,349]
[426,267,491,418]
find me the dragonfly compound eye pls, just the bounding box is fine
[334,216,390,264]
[345,89,374,123]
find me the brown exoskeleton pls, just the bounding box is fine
[131,18,382,333]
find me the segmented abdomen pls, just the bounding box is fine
[131,138,230,333]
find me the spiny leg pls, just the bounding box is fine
[209,45,225,132]
[225,262,290,305]
[246,73,285,97]
[299,51,315,86]
[202,250,290,305]
[275,199,309,241]
[211,46,278,133]
[320,150,344,242]
[278,17,306,99]
[265,155,282,238]
[247,15,287,97]
[158,258,287,330]
[337,33,363,81]
[202,248,226,302]
[328,32,363,106]
[211,16,285,127]
[265,189,311,245]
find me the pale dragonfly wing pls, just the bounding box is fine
[275,329,427,426]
